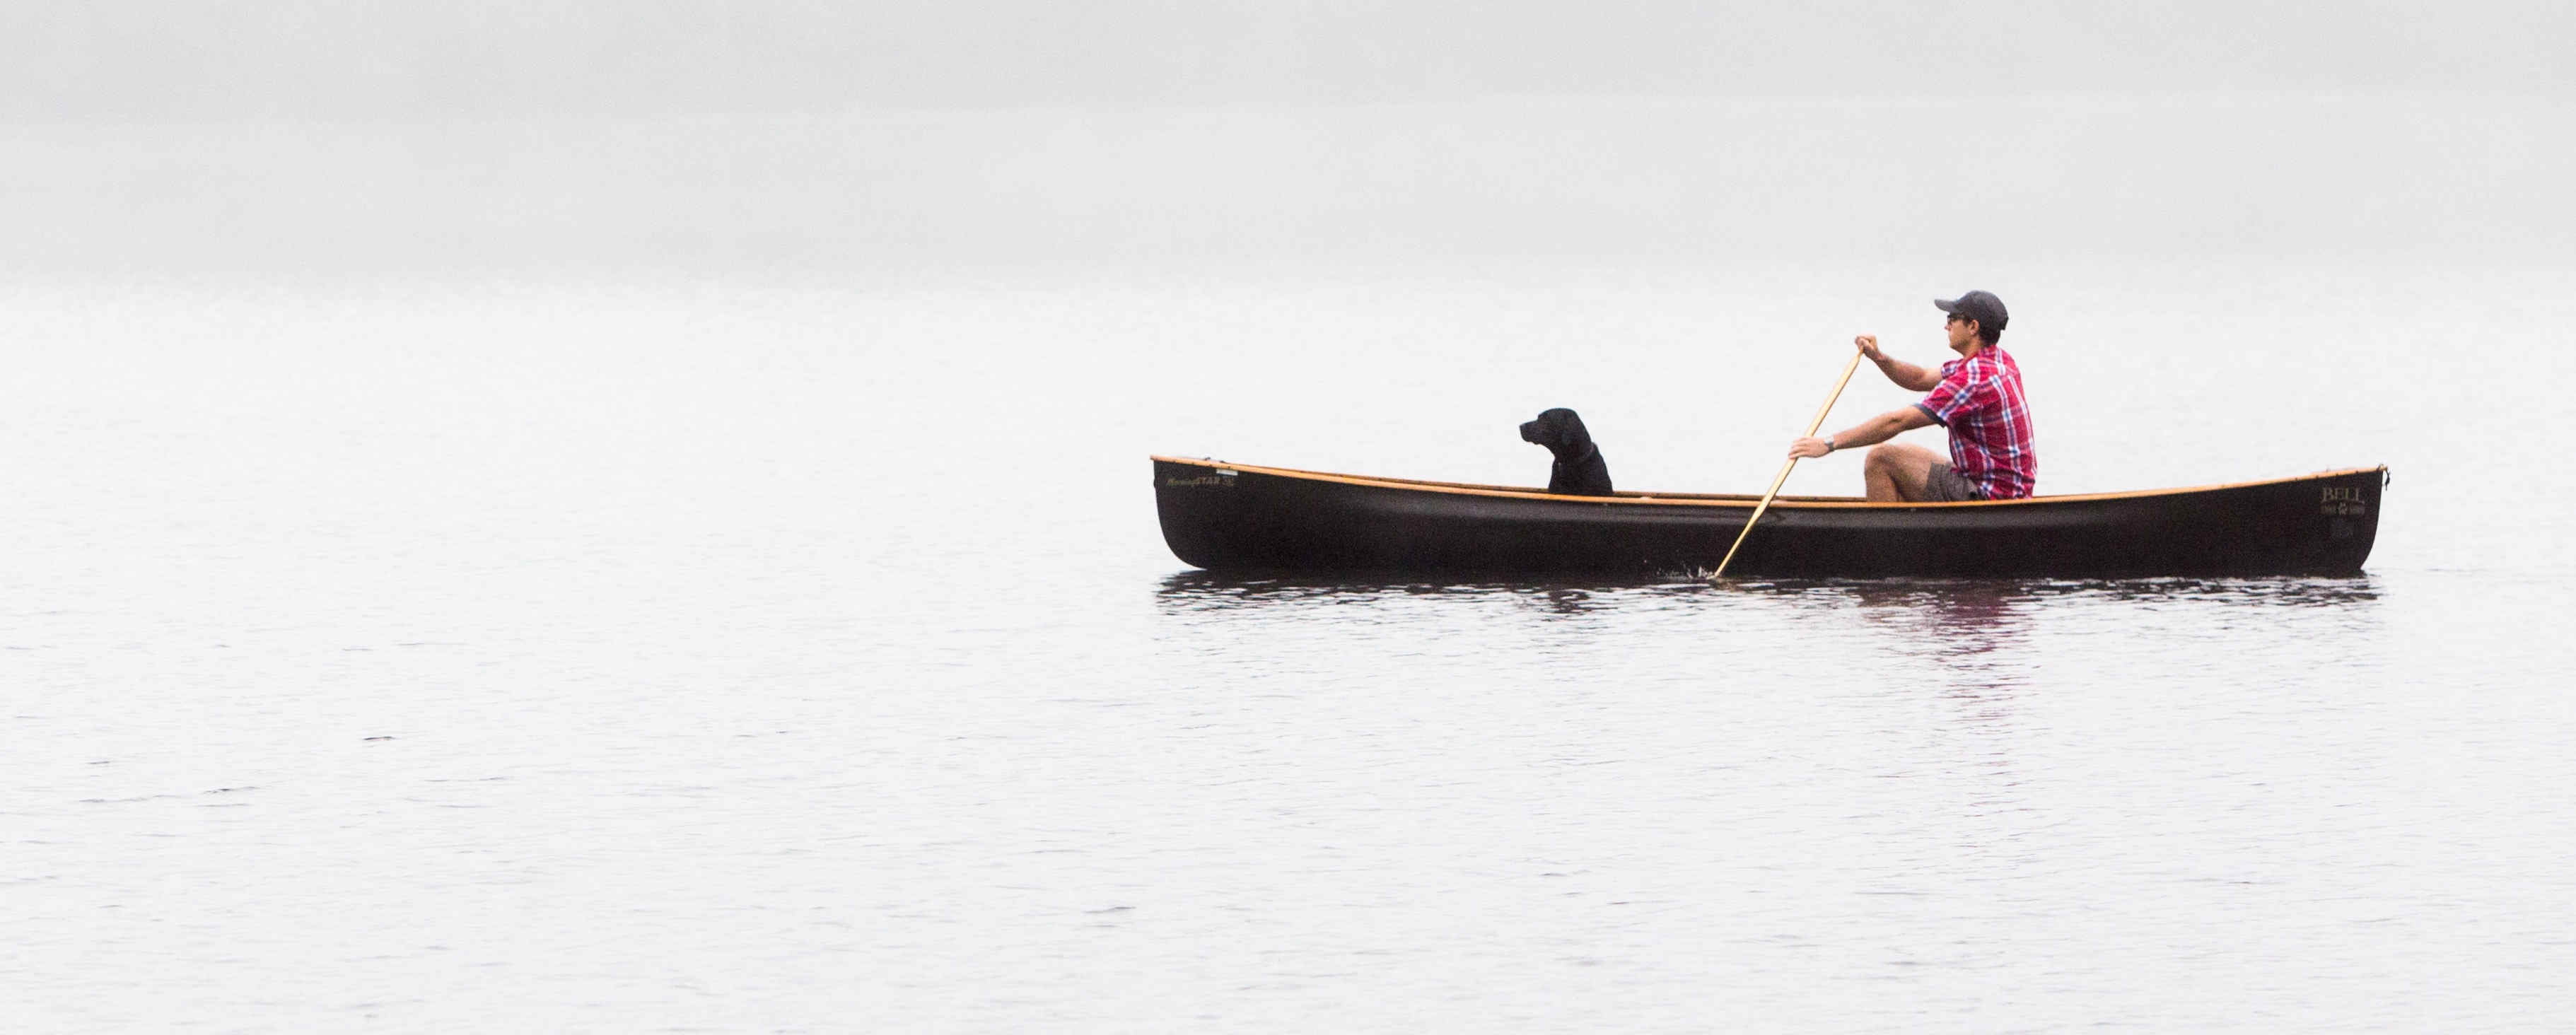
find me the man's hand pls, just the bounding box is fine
[1855,334,1885,362]
[1788,436,1835,460]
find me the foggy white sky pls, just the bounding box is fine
[5,1,2570,119]
[4,2,2568,272]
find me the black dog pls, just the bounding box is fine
[1519,408,1614,496]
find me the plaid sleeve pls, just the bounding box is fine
[1915,365,1987,426]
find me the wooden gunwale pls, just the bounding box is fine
[1150,454,2386,509]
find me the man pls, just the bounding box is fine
[1786,290,2034,501]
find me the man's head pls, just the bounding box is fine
[1935,291,2007,350]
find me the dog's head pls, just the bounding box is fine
[1518,407,1594,458]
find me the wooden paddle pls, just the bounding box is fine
[1711,349,1867,579]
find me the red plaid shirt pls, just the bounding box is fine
[1913,346,2036,499]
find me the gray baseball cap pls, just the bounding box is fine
[1935,290,2008,330]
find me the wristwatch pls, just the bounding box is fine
[1821,435,1836,453]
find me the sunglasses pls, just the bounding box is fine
[1945,312,1971,324]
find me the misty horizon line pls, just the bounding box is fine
[4,88,2564,274]
[8,85,2575,129]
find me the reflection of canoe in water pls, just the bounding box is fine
[1151,455,2386,578]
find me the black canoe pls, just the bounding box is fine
[1152,455,2385,578]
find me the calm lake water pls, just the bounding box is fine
[6,258,2573,1030]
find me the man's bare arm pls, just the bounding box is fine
[1787,406,1935,459]
[1854,335,1941,392]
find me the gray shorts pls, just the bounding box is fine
[1924,462,1984,502]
